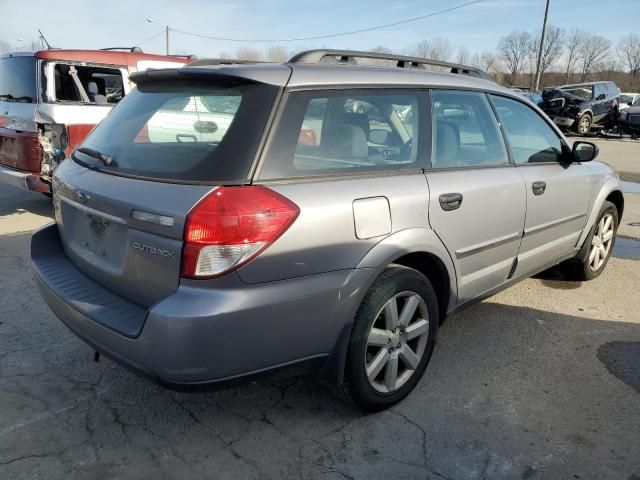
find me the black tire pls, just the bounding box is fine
[343,265,439,412]
[575,113,592,135]
[567,201,618,281]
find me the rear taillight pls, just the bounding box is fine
[181,186,300,279]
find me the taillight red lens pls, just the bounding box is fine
[181,186,299,278]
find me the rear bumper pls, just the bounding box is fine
[0,164,48,192]
[32,223,371,386]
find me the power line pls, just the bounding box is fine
[135,29,165,47]
[170,0,485,44]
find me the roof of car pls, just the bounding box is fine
[559,81,615,88]
[1,50,188,65]
[140,61,515,98]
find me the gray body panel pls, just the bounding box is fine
[32,60,624,385]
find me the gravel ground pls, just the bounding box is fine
[1,155,639,479]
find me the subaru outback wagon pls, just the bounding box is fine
[32,50,624,411]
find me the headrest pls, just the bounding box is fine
[87,82,99,94]
[321,124,368,159]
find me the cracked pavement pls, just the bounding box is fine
[1,174,639,480]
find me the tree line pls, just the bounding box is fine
[3,30,639,91]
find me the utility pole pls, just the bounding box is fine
[533,0,551,91]
[165,25,170,55]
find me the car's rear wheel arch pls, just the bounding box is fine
[391,252,450,324]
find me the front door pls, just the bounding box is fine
[490,95,592,276]
[426,90,526,303]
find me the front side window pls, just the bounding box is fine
[431,90,509,169]
[259,90,423,180]
[491,95,564,164]
[53,64,124,104]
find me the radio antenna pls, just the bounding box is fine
[37,29,52,50]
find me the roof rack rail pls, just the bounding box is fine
[100,47,144,53]
[288,49,491,80]
[187,58,267,67]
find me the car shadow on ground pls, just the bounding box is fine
[1,227,639,480]
[0,188,53,219]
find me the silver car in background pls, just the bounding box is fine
[31,50,624,411]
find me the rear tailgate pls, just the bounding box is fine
[50,66,287,308]
[53,160,211,307]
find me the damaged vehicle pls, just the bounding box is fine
[0,49,190,194]
[620,95,640,138]
[541,81,620,135]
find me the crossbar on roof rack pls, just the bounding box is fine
[288,49,490,80]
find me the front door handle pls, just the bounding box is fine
[439,193,463,211]
[532,181,547,196]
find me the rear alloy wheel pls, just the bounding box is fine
[576,114,592,135]
[344,265,438,412]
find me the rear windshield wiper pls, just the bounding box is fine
[75,147,118,167]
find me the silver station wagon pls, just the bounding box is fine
[31,50,624,411]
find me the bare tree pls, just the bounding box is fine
[564,29,583,83]
[235,47,262,61]
[412,37,453,62]
[577,34,611,81]
[617,34,640,88]
[498,31,531,84]
[265,45,289,63]
[429,37,453,62]
[457,46,470,65]
[367,45,393,65]
[526,25,564,87]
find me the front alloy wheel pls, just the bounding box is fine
[588,212,615,271]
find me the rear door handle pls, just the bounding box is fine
[439,193,463,211]
[532,181,547,196]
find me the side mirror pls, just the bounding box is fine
[572,141,598,162]
[193,120,218,134]
[628,102,633,107]
[369,128,390,145]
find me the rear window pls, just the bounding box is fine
[0,56,37,103]
[259,89,424,180]
[75,80,278,183]
[560,86,593,100]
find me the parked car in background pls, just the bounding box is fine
[619,93,640,114]
[0,48,190,193]
[541,81,620,135]
[620,95,640,138]
[507,86,543,107]
[31,50,623,412]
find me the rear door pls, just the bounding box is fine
[52,74,282,307]
[426,90,526,303]
[490,94,592,276]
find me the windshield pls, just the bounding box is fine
[560,86,592,101]
[620,95,632,104]
[76,80,279,183]
[0,56,37,103]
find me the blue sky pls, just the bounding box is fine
[2,0,639,58]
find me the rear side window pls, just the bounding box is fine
[491,95,563,164]
[76,80,278,182]
[259,90,423,180]
[431,90,508,169]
